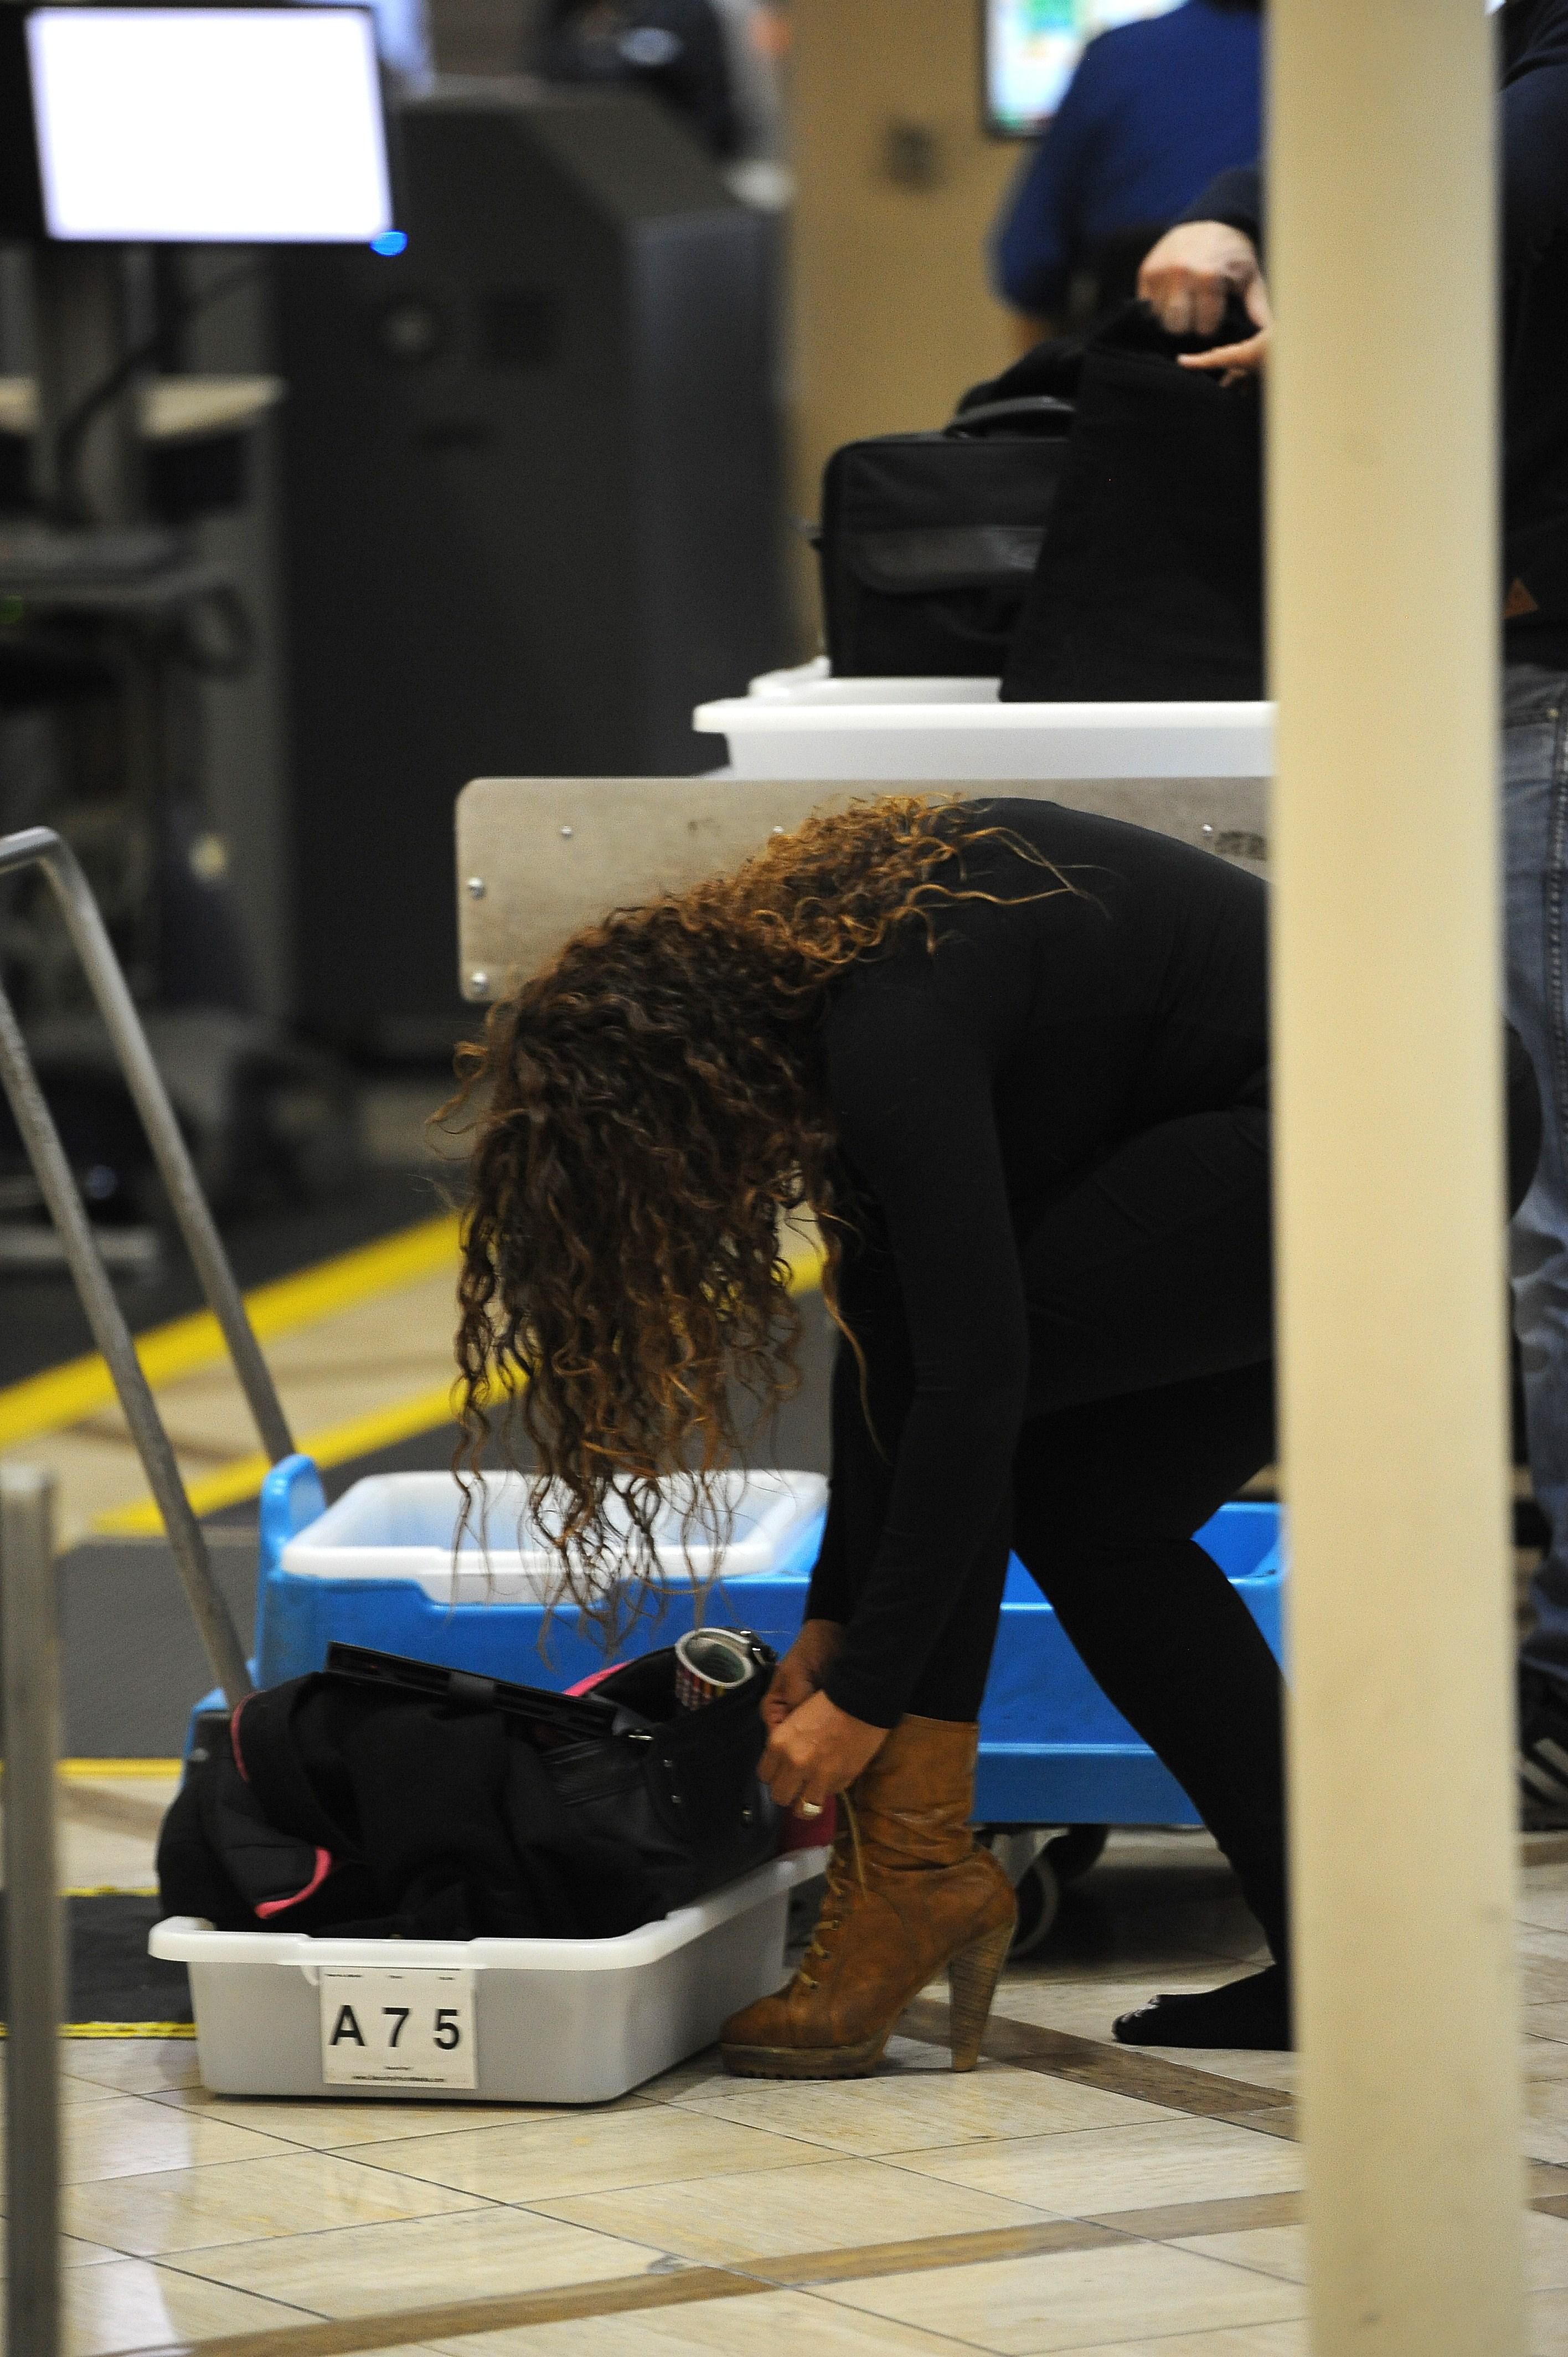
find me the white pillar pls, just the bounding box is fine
[1270,4,1525,2353]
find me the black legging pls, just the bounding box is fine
[904,1101,1287,1956]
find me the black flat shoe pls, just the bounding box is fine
[1113,1962,1291,2051]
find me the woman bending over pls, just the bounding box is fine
[456,794,1291,2068]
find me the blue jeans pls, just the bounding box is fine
[1507,663,1568,1686]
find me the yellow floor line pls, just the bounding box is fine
[59,1760,181,1779]
[0,1212,461,1454]
[67,1226,825,1536]
[0,2024,197,2037]
[92,1242,827,1536]
[62,2024,195,2039]
[95,1382,460,1535]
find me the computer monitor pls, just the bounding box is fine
[984,0,1183,138]
[0,6,395,243]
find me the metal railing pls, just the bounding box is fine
[0,825,298,1705]
[0,826,314,2355]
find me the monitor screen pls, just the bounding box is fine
[25,6,394,242]
[985,0,1183,138]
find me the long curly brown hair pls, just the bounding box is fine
[448,793,1069,1623]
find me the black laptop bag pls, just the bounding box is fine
[816,393,1075,677]
[157,1635,779,1939]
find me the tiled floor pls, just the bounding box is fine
[14,1824,1568,2356]
[54,1769,181,1893]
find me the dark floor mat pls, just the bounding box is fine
[1,1895,191,2029]
[61,1534,259,1757]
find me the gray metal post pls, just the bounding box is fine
[3,1466,63,2357]
[0,831,295,1468]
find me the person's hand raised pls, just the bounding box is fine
[1138,219,1273,382]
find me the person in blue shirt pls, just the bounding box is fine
[993,1,1263,337]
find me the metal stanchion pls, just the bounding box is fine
[0,824,300,1707]
[2,1466,62,2357]
[0,828,294,1470]
[0,981,252,1705]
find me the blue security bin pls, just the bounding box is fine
[193,1458,1285,1840]
[245,1456,829,1692]
[972,1502,1283,1825]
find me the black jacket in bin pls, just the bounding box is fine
[158,1648,777,1940]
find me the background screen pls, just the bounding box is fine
[986,0,1183,137]
[27,7,394,242]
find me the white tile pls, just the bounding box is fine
[61,2041,200,2097]
[1037,2329,1308,2357]
[886,2116,1305,2216]
[821,2239,1305,2354]
[667,2062,1174,2159]
[531,2154,1063,2265]
[1178,2210,1568,2303]
[65,2146,486,2257]
[428,2288,981,2356]
[46,1774,178,1895]
[151,2083,594,2149]
[62,2094,296,2185]
[354,2107,827,2201]
[170,2204,669,2315]
[61,2257,313,2357]
[1175,2224,1306,2284]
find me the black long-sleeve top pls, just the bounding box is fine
[1180,0,1568,667]
[805,801,1267,1729]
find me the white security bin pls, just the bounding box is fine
[250,1461,827,1693]
[695,659,1276,783]
[282,1466,827,1605]
[152,1850,827,2103]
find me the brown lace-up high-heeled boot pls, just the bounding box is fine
[720,1714,1017,2079]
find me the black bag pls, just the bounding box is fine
[1000,300,1265,704]
[157,1634,779,1941]
[816,394,1075,677]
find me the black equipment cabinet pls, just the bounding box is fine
[275,86,787,1056]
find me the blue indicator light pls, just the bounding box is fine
[370,229,408,257]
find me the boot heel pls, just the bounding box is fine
[947,1920,1013,2072]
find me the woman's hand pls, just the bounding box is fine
[761,1618,845,1733]
[1138,220,1273,382]
[760,1689,887,1816]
